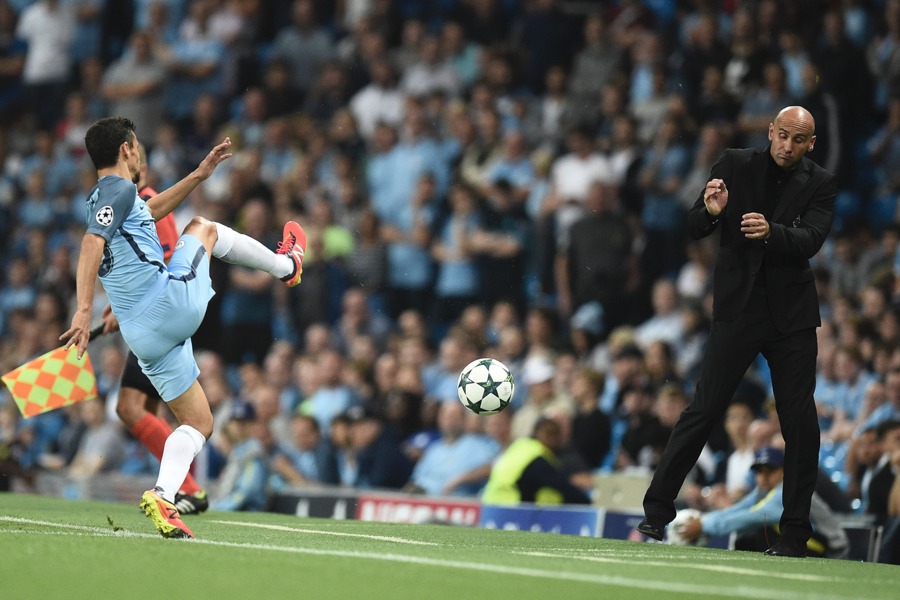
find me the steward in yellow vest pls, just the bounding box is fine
[482,418,592,505]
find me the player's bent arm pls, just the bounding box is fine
[145,169,206,220]
[146,137,232,220]
[61,234,106,358]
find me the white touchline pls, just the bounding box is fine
[0,517,884,599]
[518,551,842,583]
[0,516,156,538]
[210,519,439,546]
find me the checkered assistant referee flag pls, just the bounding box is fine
[1,325,103,418]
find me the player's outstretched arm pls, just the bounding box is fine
[60,234,106,359]
[146,137,232,221]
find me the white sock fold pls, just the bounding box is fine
[213,222,293,278]
[155,425,207,503]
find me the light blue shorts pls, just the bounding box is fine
[118,234,215,401]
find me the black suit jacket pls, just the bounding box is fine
[687,148,836,332]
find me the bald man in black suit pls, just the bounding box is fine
[638,106,836,558]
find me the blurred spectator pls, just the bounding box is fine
[251,383,291,449]
[867,96,900,220]
[16,0,75,127]
[271,0,335,96]
[390,17,424,74]
[616,383,669,470]
[54,91,92,159]
[859,367,900,433]
[534,64,572,152]
[678,446,849,558]
[634,278,684,350]
[269,413,337,489]
[16,128,79,198]
[796,63,841,178]
[569,367,610,470]
[510,355,572,441]
[400,33,460,99]
[558,181,634,327]
[431,183,482,329]
[210,400,268,511]
[709,400,757,509]
[66,398,126,478]
[0,257,36,339]
[631,61,670,145]
[405,401,499,497]
[103,32,166,144]
[638,114,691,281]
[0,1,26,119]
[441,19,480,89]
[644,340,679,392]
[163,0,225,123]
[678,124,729,212]
[332,287,393,355]
[825,345,879,442]
[349,58,405,140]
[344,209,387,297]
[376,161,436,317]
[222,87,269,150]
[737,61,790,148]
[722,6,769,98]
[547,126,612,258]
[421,330,478,407]
[690,66,739,140]
[303,61,352,126]
[260,58,302,118]
[675,237,715,303]
[568,14,623,108]
[679,11,728,98]
[0,400,32,490]
[34,404,85,473]
[344,405,412,490]
[517,0,576,93]
[298,349,359,437]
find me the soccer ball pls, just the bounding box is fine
[665,508,707,546]
[457,358,515,415]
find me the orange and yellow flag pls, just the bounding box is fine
[1,346,98,418]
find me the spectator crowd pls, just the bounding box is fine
[3,0,900,560]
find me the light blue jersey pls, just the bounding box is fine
[85,175,166,315]
[84,174,214,401]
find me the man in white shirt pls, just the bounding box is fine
[16,0,75,126]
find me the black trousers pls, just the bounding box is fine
[643,287,820,543]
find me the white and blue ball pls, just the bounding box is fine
[457,358,515,415]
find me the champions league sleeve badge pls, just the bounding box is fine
[96,205,114,227]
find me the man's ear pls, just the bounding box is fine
[121,137,136,160]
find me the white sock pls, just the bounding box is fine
[155,425,206,503]
[213,222,293,278]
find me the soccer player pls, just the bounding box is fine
[62,117,305,538]
[98,143,208,515]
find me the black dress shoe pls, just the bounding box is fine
[637,518,666,541]
[764,538,807,558]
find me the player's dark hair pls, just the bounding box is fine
[84,117,136,171]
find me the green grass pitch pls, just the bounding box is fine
[1,492,899,600]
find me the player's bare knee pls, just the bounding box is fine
[186,217,217,252]
[192,416,213,439]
